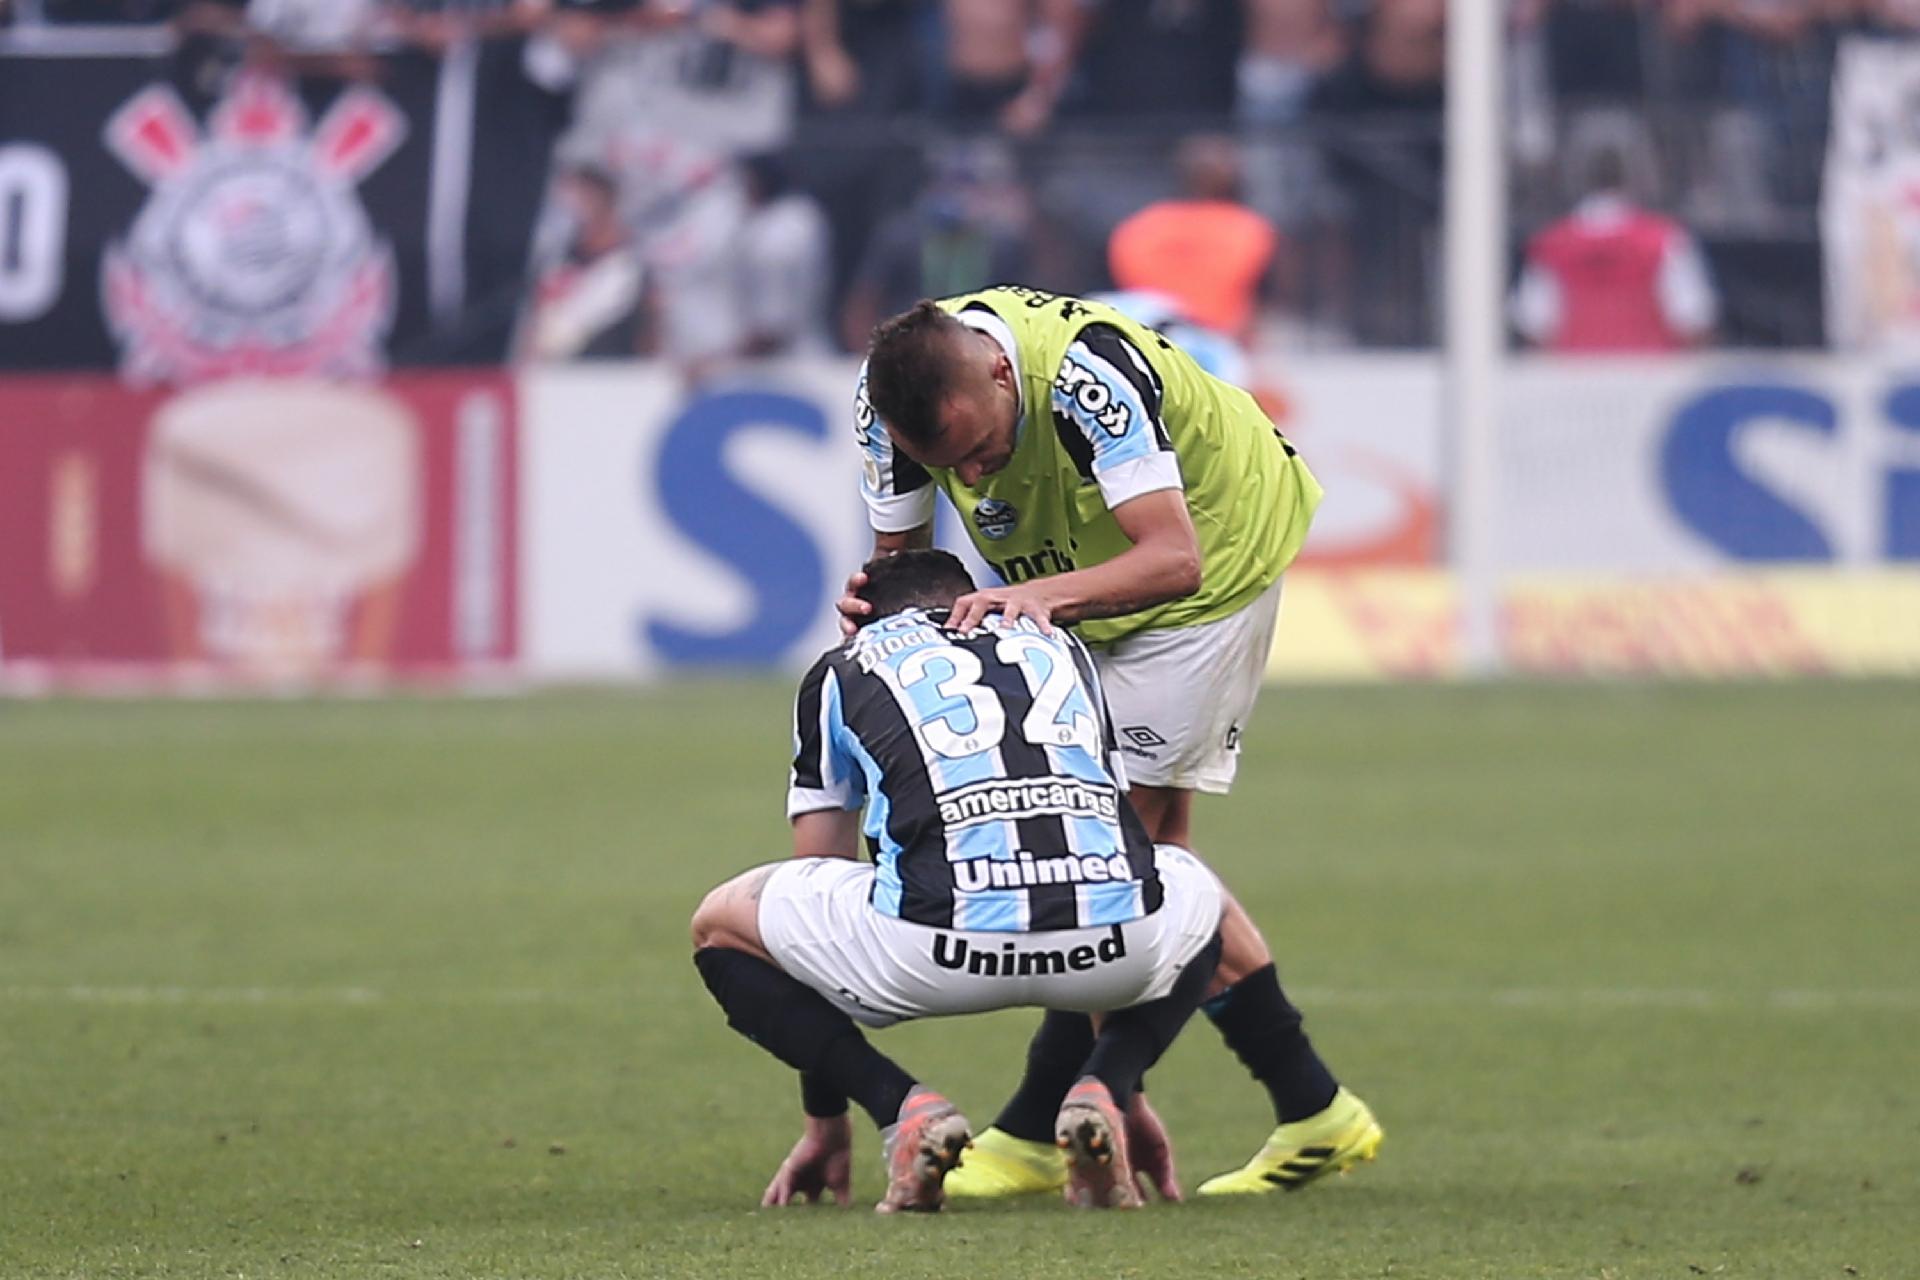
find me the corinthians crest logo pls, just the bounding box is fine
[102,75,405,383]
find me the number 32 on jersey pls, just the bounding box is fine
[877,636,1100,760]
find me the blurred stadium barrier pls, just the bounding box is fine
[0,372,518,689]
[4,354,1917,688]
[1267,569,1920,680]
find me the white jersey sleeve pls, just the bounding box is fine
[854,360,936,533]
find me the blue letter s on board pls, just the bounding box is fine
[642,390,826,664]
[1661,383,1835,560]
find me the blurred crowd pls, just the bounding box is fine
[8,0,1920,355]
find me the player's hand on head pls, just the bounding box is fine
[837,569,874,637]
[761,1114,854,1207]
[949,584,1056,635]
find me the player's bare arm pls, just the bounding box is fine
[791,808,861,860]
[946,491,1201,632]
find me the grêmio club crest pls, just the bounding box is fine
[101,74,405,383]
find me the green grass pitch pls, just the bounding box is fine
[3,682,1916,1278]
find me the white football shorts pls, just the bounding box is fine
[1091,577,1283,794]
[757,846,1224,1029]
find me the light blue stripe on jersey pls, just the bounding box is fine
[948,820,1007,861]
[954,888,1023,932]
[1051,739,1110,785]
[1078,879,1145,928]
[1064,815,1119,855]
[834,700,903,917]
[1052,339,1161,475]
[816,668,860,802]
[820,666,857,798]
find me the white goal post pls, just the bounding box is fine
[1445,0,1507,675]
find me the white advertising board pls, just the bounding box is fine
[519,354,1920,678]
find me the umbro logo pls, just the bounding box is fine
[1120,726,1167,749]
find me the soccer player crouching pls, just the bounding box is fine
[690,550,1226,1212]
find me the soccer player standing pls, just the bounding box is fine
[843,285,1382,1196]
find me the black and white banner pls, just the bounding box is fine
[0,39,563,376]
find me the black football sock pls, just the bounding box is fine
[1082,931,1223,1112]
[693,947,915,1128]
[816,1034,917,1130]
[1203,963,1339,1124]
[990,1010,1095,1143]
[799,1071,848,1119]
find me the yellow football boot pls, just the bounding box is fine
[941,1125,1068,1198]
[1196,1087,1383,1196]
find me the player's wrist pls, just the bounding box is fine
[800,1111,852,1143]
[1018,576,1080,623]
[1037,565,1140,623]
[1048,586,1087,625]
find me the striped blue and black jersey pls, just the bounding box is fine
[787,608,1163,933]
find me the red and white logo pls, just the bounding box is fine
[102,74,404,384]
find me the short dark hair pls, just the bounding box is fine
[856,549,976,620]
[864,300,969,448]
